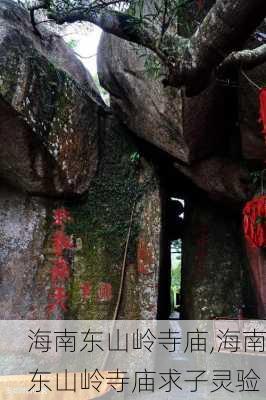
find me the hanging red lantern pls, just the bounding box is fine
[243,195,266,248]
[259,88,266,143]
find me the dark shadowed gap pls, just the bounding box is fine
[170,237,182,319]
[157,194,185,320]
[169,198,184,320]
[131,134,192,320]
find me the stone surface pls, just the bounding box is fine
[181,197,245,319]
[98,33,227,164]
[0,183,48,319]
[174,157,252,203]
[0,0,103,196]
[24,117,162,320]
[0,117,162,320]
[0,1,162,320]
[97,30,254,204]
[0,0,104,106]
[245,242,266,318]
[0,0,265,322]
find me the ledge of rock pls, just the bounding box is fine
[174,157,253,203]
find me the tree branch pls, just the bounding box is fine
[164,0,266,93]
[30,0,266,95]
[220,44,266,70]
[49,5,182,62]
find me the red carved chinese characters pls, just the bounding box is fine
[53,208,71,226]
[80,281,92,301]
[97,282,112,302]
[47,207,73,318]
[52,231,73,257]
[50,258,70,287]
[137,239,154,275]
[243,195,266,248]
[47,288,68,317]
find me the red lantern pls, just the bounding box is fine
[243,195,266,248]
[259,88,266,143]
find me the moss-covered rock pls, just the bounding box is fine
[32,117,162,320]
[0,0,102,196]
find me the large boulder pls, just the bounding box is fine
[0,0,104,196]
[0,1,163,320]
[98,33,227,164]
[97,32,253,205]
[0,116,163,320]
[0,0,103,105]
